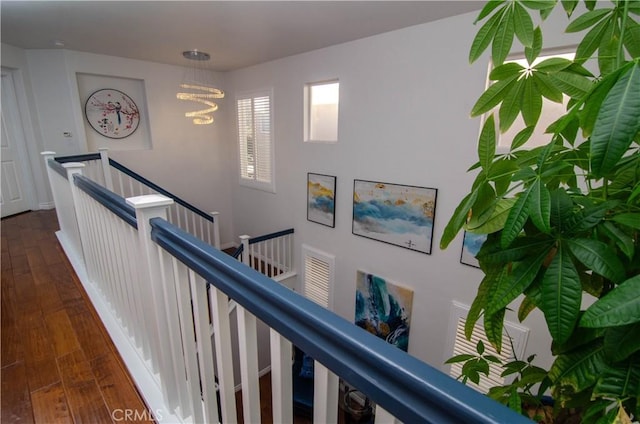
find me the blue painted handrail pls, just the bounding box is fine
[232,244,244,259]
[149,218,532,424]
[73,174,137,229]
[55,153,101,163]
[53,153,214,224]
[248,228,294,245]
[48,158,69,180]
[108,159,214,223]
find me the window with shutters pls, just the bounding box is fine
[304,80,339,143]
[237,90,275,192]
[301,244,334,309]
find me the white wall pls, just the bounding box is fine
[227,10,583,373]
[4,47,236,246]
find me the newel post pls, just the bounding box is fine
[210,211,221,249]
[63,162,88,267]
[239,235,250,266]
[126,194,176,406]
[98,148,114,191]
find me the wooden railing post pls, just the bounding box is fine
[210,211,221,249]
[98,148,114,191]
[126,194,177,408]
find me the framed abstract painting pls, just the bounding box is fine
[307,173,336,227]
[352,180,437,254]
[460,231,487,268]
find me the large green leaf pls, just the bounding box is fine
[489,62,524,80]
[477,236,553,264]
[478,115,497,171]
[541,244,582,344]
[623,17,640,57]
[484,307,506,353]
[501,188,533,248]
[465,270,500,339]
[533,73,565,103]
[567,238,626,283]
[604,323,640,362]
[471,75,519,117]
[581,275,640,328]
[499,79,525,132]
[548,70,594,99]
[525,26,543,64]
[579,68,620,137]
[440,189,479,249]
[549,188,573,231]
[612,213,640,230]
[487,247,548,315]
[575,18,611,64]
[548,342,607,392]
[597,16,618,77]
[511,125,536,150]
[590,63,640,177]
[474,0,507,24]
[600,221,635,260]
[593,358,640,399]
[492,10,515,65]
[521,77,543,127]
[535,57,574,73]
[513,2,534,47]
[519,1,557,10]
[470,7,505,63]
[527,179,551,233]
[565,8,611,33]
[467,198,517,233]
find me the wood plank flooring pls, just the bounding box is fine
[1,210,151,423]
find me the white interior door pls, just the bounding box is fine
[1,72,33,217]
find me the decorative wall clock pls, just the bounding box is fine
[85,88,140,139]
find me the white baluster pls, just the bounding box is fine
[374,406,401,424]
[211,211,220,249]
[237,306,261,423]
[240,235,250,266]
[314,363,339,424]
[270,329,292,423]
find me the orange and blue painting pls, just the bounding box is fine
[355,271,414,352]
[307,173,336,227]
[352,180,437,254]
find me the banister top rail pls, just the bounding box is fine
[47,158,69,180]
[248,228,294,245]
[73,174,137,229]
[149,218,530,424]
[55,153,102,163]
[108,158,214,223]
[231,244,244,259]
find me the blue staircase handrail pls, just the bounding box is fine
[53,153,214,223]
[48,158,69,180]
[249,228,294,245]
[149,217,532,424]
[73,174,137,229]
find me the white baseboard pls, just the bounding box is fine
[39,201,55,210]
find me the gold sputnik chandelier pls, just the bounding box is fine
[177,50,224,125]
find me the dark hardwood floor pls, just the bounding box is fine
[1,210,151,423]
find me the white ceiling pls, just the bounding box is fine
[1,1,481,71]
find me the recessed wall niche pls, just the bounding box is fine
[77,73,152,151]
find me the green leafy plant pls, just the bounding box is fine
[442,1,640,422]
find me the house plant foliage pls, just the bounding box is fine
[441,0,640,422]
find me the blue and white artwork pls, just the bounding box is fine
[307,173,336,227]
[460,231,487,268]
[355,271,413,352]
[352,180,437,254]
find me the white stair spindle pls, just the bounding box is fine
[270,329,293,423]
[314,363,339,424]
[375,406,401,424]
[236,305,261,424]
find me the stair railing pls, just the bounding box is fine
[44,152,531,424]
[51,149,220,249]
[234,229,295,281]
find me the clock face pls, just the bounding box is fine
[85,89,140,139]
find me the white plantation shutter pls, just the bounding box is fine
[450,317,514,393]
[302,245,334,309]
[237,91,274,191]
[446,301,529,394]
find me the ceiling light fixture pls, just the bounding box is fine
[177,50,224,125]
